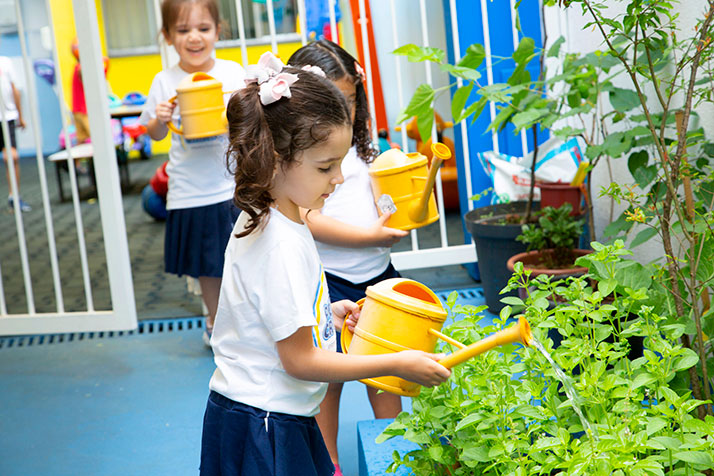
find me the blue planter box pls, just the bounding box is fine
[357,419,417,476]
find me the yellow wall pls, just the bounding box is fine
[49,0,304,155]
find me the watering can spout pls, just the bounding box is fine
[437,317,533,370]
[408,143,452,223]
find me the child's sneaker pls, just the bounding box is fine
[8,196,31,212]
[333,464,343,476]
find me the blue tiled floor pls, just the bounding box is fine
[0,287,486,476]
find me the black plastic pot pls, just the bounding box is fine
[464,201,539,314]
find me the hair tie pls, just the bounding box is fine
[299,64,326,78]
[245,52,299,105]
[354,61,366,82]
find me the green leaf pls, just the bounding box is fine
[598,278,617,297]
[461,445,490,464]
[500,296,525,306]
[633,165,658,188]
[632,372,656,389]
[547,36,565,58]
[513,37,535,65]
[458,43,486,69]
[396,84,434,125]
[451,83,473,122]
[462,97,488,125]
[417,108,434,144]
[441,64,482,82]
[392,44,445,63]
[673,451,713,466]
[648,436,681,450]
[630,227,658,248]
[628,150,648,176]
[672,348,699,371]
[609,87,641,112]
[511,108,548,132]
[455,413,484,431]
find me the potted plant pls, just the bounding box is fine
[378,241,713,474]
[506,203,590,280]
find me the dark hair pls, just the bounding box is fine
[288,40,377,164]
[225,68,351,238]
[160,0,221,38]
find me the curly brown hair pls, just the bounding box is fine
[225,67,351,238]
[288,40,377,165]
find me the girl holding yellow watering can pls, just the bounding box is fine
[288,40,408,476]
[139,0,245,345]
[200,56,450,476]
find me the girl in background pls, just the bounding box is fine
[200,53,449,476]
[140,0,245,344]
[289,40,407,475]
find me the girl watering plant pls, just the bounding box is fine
[139,0,245,345]
[200,52,450,476]
[288,40,408,476]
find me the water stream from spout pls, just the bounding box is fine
[531,337,599,442]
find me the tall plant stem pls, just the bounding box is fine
[524,125,539,225]
[676,111,713,415]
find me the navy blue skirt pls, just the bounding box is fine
[164,200,240,278]
[325,262,400,353]
[200,391,335,476]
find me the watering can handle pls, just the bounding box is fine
[165,95,183,136]
[340,298,365,354]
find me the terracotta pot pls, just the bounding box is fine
[538,182,582,215]
[506,249,592,278]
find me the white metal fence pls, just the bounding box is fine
[0,0,136,336]
[0,0,538,335]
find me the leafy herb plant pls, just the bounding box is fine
[516,203,585,269]
[379,241,714,475]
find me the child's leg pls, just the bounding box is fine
[366,386,402,418]
[3,146,20,194]
[315,381,344,466]
[198,276,221,331]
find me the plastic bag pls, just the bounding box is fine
[477,136,586,204]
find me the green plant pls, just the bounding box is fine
[379,241,714,475]
[517,203,585,268]
[565,0,714,417]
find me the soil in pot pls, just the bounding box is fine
[464,201,540,314]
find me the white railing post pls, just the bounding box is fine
[14,0,65,313]
[72,0,137,329]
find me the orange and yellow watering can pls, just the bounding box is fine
[167,72,232,140]
[341,278,533,397]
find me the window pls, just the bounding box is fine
[219,0,299,42]
[103,0,159,56]
[102,0,299,57]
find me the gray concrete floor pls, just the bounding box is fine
[1,154,477,320]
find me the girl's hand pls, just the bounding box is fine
[331,299,361,333]
[394,350,451,387]
[368,213,409,247]
[155,101,176,124]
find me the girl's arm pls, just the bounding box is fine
[276,326,451,386]
[145,101,176,141]
[300,208,408,248]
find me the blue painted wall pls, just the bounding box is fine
[443,0,548,278]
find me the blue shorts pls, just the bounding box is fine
[325,262,400,352]
[164,199,239,278]
[200,391,335,476]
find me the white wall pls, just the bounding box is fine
[368,0,452,151]
[543,1,710,263]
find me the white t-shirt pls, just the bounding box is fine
[139,59,245,210]
[0,57,19,122]
[315,146,390,282]
[209,209,336,417]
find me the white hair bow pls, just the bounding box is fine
[245,52,299,105]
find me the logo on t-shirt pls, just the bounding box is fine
[322,302,335,342]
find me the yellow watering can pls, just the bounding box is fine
[369,143,452,230]
[167,72,231,140]
[341,278,533,397]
